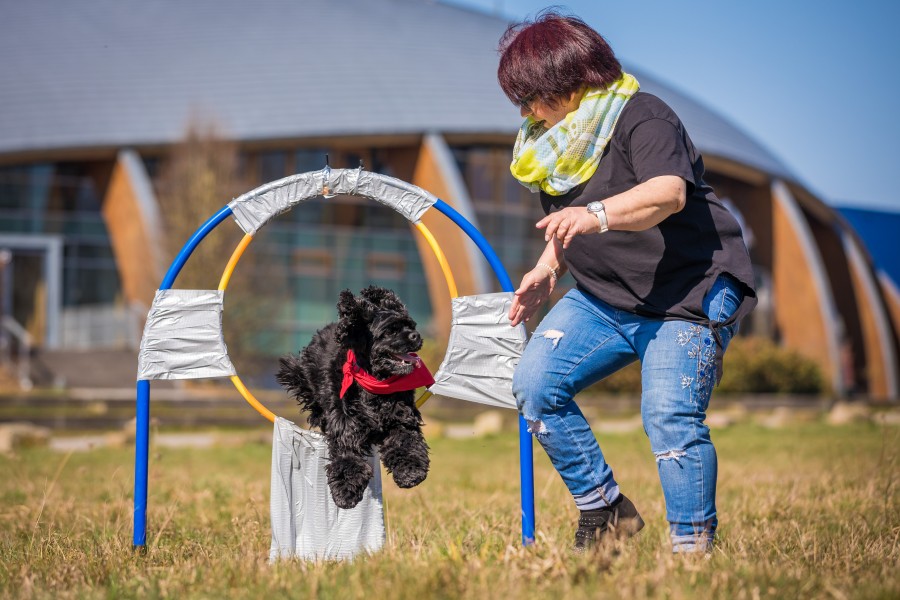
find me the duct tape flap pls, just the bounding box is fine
[429,292,526,410]
[270,417,385,562]
[228,168,437,235]
[137,289,236,380]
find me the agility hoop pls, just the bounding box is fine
[132,168,535,550]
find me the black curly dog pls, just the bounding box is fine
[276,286,430,509]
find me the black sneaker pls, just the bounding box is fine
[573,493,645,551]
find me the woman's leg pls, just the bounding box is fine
[512,289,636,510]
[633,275,741,552]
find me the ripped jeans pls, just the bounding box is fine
[512,275,741,552]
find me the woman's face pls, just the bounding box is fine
[520,90,582,127]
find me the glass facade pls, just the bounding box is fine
[0,163,121,308]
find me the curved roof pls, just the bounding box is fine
[0,0,792,179]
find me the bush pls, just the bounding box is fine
[583,336,825,396]
[589,361,643,395]
[718,336,825,395]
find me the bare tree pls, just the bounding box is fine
[155,120,285,372]
[156,120,243,287]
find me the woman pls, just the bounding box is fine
[499,12,756,553]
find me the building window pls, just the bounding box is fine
[259,151,287,183]
[295,149,329,174]
[366,252,405,280]
[0,162,120,308]
[292,248,333,277]
[451,145,552,291]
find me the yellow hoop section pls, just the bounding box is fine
[230,374,277,423]
[414,222,457,298]
[218,222,456,422]
[218,233,278,422]
[415,390,433,409]
[218,233,254,292]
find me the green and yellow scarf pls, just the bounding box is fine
[510,73,640,196]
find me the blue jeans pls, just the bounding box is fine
[512,275,742,552]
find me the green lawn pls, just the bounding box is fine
[1,422,897,599]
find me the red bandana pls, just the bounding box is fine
[340,349,435,398]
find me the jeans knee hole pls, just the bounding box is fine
[525,418,549,438]
[655,449,687,463]
[537,329,565,348]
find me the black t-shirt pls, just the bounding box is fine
[540,92,756,327]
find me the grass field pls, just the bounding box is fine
[1,421,898,599]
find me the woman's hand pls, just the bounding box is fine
[536,207,599,248]
[508,267,555,326]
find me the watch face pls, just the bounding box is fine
[587,201,604,212]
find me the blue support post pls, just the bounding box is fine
[133,205,234,550]
[133,379,150,547]
[433,199,536,545]
[517,414,536,545]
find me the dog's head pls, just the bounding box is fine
[336,286,424,378]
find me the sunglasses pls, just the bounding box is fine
[517,94,536,109]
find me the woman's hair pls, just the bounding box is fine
[497,10,622,108]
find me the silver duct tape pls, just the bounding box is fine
[137,289,236,380]
[429,293,526,410]
[228,168,437,234]
[269,417,384,562]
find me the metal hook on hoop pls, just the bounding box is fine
[322,154,336,198]
[351,159,364,196]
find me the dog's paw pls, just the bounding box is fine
[381,434,430,488]
[326,456,374,509]
[388,459,429,489]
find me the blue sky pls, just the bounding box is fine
[447,0,900,213]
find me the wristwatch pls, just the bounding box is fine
[586,201,609,233]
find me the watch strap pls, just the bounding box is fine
[589,202,609,233]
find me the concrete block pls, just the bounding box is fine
[826,401,871,425]
[757,406,799,429]
[873,410,900,426]
[0,422,51,453]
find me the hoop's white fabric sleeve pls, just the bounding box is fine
[429,293,526,410]
[269,417,385,562]
[228,168,437,234]
[137,289,236,380]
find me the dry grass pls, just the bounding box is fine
[1,421,897,599]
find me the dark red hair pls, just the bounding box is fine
[497,10,622,108]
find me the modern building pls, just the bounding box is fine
[1,0,897,399]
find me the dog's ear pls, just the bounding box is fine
[337,289,357,321]
[336,289,372,347]
[360,285,408,315]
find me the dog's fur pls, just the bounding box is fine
[276,286,430,509]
